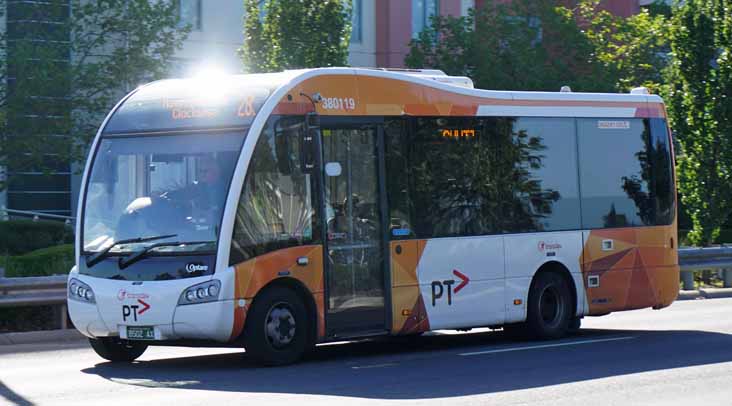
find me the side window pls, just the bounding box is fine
[408,116,490,238]
[386,116,580,239]
[508,118,580,232]
[412,0,439,38]
[649,118,676,225]
[229,116,318,265]
[384,118,413,239]
[578,118,661,228]
[178,0,202,31]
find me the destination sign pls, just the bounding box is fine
[104,77,274,134]
[440,128,477,139]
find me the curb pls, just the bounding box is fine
[677,287,732,301]
[677,290,702,300]
[0,329,84,345]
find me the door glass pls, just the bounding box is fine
[323,127,385,324]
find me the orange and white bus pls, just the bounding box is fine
[68,68,678,365]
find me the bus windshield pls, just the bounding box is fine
[82,131,245,255]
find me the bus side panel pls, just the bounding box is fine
[581,224,679,315]
[228,245,325,342]
[503,231,586,324]
[390,240,430,334]
[416,237,506,330]
[391,236,506,333]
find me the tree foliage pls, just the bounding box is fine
[576,0,669,92]
[406,0,670,93]
[664,0,732,246]
[240,0,351,73]
[405,0,611,92]
[0,0,188,191]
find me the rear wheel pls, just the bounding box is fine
[525,272,573,340]
[244,287,309,366]
[568,317,582,334]
[88,337,147,362]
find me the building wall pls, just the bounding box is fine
[172,0,245,76]
[348,0,377,67]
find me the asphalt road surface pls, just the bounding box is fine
[2,298,732,406]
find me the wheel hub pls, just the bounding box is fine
[265,304,296,349]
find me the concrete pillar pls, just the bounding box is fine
[682,271,695,291]
[724,269,732,288]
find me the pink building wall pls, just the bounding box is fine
[375,0,644,68]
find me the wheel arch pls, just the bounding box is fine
[243,277,319,347]
[531,260,579,318]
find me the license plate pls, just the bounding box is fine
[126,326,155,340]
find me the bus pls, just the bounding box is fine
[68,68,679,365]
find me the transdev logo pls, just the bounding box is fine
[117,289,150,301]
[538,241,562,252]
[185,263,208,273]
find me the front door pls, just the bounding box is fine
[321,124,387,336]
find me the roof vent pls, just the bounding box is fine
[630,87,650,95]
[560,86,572,93]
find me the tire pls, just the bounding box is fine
[89,337,147,362]
[525,272,573,340]
[568,317,582,334]
[244,287,309,366]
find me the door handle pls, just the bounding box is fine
[297,257,309,266]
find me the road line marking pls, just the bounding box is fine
[459,336,635,357]
[351,362,398,370]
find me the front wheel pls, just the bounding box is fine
[89,337,147,362]
[244,287,309,366]
[525,272,573,340]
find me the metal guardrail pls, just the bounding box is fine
[0,275,69,329]
[0,247,728,332]
[678,247,732,290]
[0,207,75,223]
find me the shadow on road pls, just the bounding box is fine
[0,379,34,406]
[81,328,732,400]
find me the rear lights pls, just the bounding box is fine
[68,278,96,304]
[178,280,221,305]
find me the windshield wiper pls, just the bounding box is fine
[86,234,177,268]
[118,240,213,269]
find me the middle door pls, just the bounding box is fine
[322,125,387,336]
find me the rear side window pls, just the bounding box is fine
[578,118,675,229]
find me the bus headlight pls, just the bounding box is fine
[178,280,221,305]
[68,278,96,304]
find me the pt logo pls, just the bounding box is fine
[122,299,151,322]
[431,269,470,306]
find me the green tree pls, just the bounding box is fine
[405,0,611,92]
[664,0,732,246]
[406,0,670,93]
[575,0,669,92]
[0,0,189,192]
[240,0,351,73]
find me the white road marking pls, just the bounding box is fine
[459,336,636,357]
[351,362,398,370]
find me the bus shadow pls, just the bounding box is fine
[81,328,732,400]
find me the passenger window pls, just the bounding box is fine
[510,118,580,232]
[229,116,319,265]
[408,116,490,238]
[385,117,580,239]
[578,118,673,228]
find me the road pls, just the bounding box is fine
[2,298,732,406]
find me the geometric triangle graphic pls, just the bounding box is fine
[625,251,655,309]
